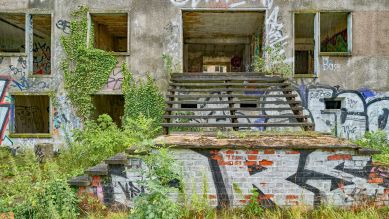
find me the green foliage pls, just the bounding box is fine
[58,114,160,176]
[321,34,348,53]
[122,63,166,130]
[252,43,292,78]
[355,130,389,164]
[0,149,79,218]
[61,6,117,120]
[243,188,264,217]
[162,53,174,76]
[131,147,182,219]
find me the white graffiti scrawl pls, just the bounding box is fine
[265,0,288,55]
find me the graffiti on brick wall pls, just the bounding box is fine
[77,148,389,208]
[0,76,11,145]
[33,42,51,75]
[293,84,389,139]
[169,0,258,8]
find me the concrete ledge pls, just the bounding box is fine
[85,163,108,176]
[105,153,128,165]
[68,175,90,187]
[154,133,360,150]
[358,148,382,155]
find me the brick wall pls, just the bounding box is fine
[71,147,389,209]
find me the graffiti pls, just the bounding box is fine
[289,83,389,139]
[2,56,49,91]
[104,68,123,91]
[77,148,389,208]
[0,77,11,145]
[322,57,340,71]
[56,19,71,34]
[33,42,51,75]
[118,181,145,200]
[15,106,45,133]
[265,0,288,54]
[169,0,256,8]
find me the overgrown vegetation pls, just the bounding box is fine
[355,130,389,165]
[252,43,292,77]
[61,6,117,120]
[122,63,166,129]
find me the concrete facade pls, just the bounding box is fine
[0,0,389,148]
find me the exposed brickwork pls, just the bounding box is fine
[70,148,389,209]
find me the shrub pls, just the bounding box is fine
[131,148,182,219]
[355,130,389,164]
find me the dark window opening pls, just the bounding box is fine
[33,14,51,75]
[93,95,124,127]
[324,99,342,110]
[0,14,25,53]
[181,104,197,109]
[241,103,257,108]
[13,95,50,134]
[91,14,128,52]
[294,13,315,75]
[320,12,349,53]
[183,11,265,73]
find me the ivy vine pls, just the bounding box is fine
[122,63,165,130]
[60,6,117,120]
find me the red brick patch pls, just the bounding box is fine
[212,155,223,161]
[225,150,235,155]
[259,194,274,200]
[286,150,300,154]
[218,161,233,166]
[246,150,259,155]
[286,195,298,200]
[384,188,389,195]
[0,212,14,219]
[239,200,248,204]
[368,178,384,184]
[264,149,275,154]
[245,161,256,166]
[208,194,217,199]
[247,155,257,161]
[327,154,352,161]
[259,159,273,166]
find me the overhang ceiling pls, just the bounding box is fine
[92,14,128,37]
[183,11,264,40]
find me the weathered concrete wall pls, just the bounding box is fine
[73,147,389,208]
[0,0,389,148]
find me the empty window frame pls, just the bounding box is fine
[12,95,50,134]
[320,12,351,54]
[324,99,343,110]
[32,14,51,75]
[294,13,315,75]
[91,13,128,52]
[0,14,25,53]
[93,95,125,127]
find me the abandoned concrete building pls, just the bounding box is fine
[1,0,389,208]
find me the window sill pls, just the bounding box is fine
[111,52,130,56]
[30,74,52,78]
[319,52,351,57]
[294,74,317,78]
[0,52,27,57]
[9,133,52,138]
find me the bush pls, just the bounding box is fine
[131,148,182,219]
[355,130,389,164]
[0,150,79,218]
